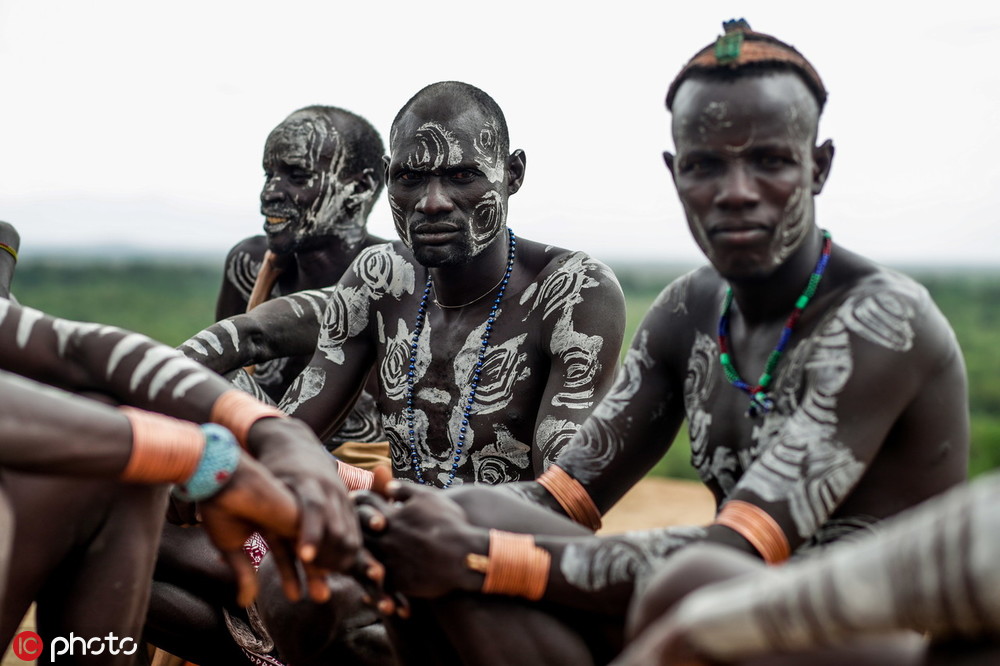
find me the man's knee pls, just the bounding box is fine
[627,542,761,639]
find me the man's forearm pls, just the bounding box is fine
[180,290,327,373]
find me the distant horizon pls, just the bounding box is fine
[17,244,1000,275]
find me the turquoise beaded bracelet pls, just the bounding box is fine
[173,423,241,501]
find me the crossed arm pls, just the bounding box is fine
[0,298,361,577]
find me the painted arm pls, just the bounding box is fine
[531,278,692,514]
[0,220,20,300]
[718,277,968,555]
[619,472,1000,665]
[529,254,627,474]
[0,298,361,574]
[180,288,329,375]
[0,369,305,606]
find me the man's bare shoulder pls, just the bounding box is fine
[646,265,722,320]
[225,235,268,263]
[516,239,621,292]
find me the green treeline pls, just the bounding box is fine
[10,259,999,480]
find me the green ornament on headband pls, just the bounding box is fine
[715,18,751,64]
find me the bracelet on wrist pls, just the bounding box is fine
[172,424,242,502]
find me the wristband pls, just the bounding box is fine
[536,465,602,531]
[715,499,790,564]
[466,529,551,601]
[337,460,374,491]
[210,389,287,447]
[173,424,242,502]
[120,407,204,484]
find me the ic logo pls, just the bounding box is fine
[12,630,43,661]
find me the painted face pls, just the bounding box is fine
[386,106,509,267]
[260,111,359,253]
[667,73,825,280]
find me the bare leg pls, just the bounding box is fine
[1,472,168,664]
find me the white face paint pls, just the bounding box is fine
[402,122,464,171]
[261,110,373,251]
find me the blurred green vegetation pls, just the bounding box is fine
[11,258,999,481]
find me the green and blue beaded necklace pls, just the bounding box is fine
[718,230,833,418]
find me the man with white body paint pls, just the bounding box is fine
[0,297,362,663]
[147,106,391,665]
[352,22,970,665]
[183,80,627,664]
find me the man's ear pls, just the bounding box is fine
[812,139,834,195]
[382,155,391,188]
[345,168,379,213]
[507,149,526,195]
[663,150,677,184]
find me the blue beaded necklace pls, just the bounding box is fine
[405,228,517,487]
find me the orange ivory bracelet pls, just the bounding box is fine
[467,529,551,601]
[714,499,791,565]
[209,389,287,447]
[536,465,602,531]
[337,460,374,491]
[119,407,204,484]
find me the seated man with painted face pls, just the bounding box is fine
[352,22,969,665]
[0,297,360,661]
[149,106,390,665]
[213,104,388,457]
[183,80,628,665]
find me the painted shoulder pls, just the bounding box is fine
[647,265,722,320]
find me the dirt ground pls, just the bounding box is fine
[2,478,715,665]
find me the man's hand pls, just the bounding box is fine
[357,477,487,600]
[244,417,362,598]
[199,452,299,607]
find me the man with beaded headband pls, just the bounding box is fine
[350,20,970,664]
[180,80,627,664]
[0,297,365,662]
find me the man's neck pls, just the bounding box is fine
[427,233,512,308]
[728,229,826,325]
[285,234,368,290]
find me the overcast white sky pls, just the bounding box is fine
[1,1,998,266]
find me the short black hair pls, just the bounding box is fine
[390,81,509,157]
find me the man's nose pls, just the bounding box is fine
[714,164,760,210]
[415,178,454,215]
[260,180,285,203]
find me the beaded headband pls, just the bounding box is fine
[666,18,827,111]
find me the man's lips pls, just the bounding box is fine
[411,223,462,244]
[708,223,770,244]
[262,214,294,233]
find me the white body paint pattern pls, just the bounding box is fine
[403,122,463,170]
[555,330,656,484]
[702,288,920,540]
[318,246,416,366]
[470,425,531,486]
[684,331,717,475]
[561,526,708,593]
[279,366,327,415]
[521,252,612,410]
[0,303,211,401]
[472,120,505,184]
[226,250,260,301]
[535,416,582,469]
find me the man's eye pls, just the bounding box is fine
[451,170,476,182]
[397,171,423,183]
[680,159,717,175]
[290,169,312,182]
